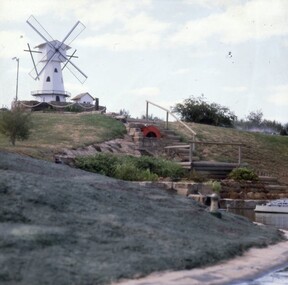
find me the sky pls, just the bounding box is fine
[0,0,288,123]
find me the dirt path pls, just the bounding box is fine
[113,230,288,285]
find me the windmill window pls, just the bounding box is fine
[54,68,58,73]
[46,76,51,82]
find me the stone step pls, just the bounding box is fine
[259,176,279,185]
[264,185,288,192]
[164,134,182,140]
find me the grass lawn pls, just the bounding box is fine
[172,122,288,184]
[0,112,126,160]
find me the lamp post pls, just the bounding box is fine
[12,57,19,102]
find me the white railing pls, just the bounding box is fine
[31,90,71,97]
[145,100,197,140]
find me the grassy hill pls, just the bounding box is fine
[0,151,282,285]
[0,112,286,284]
[0,112,287,184]
[0,112,126,160]
[172,122,288,184]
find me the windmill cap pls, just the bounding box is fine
[35,40,71,50]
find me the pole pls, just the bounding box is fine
[16,58,19,101]
[166,112,169,129]
[12,57,19,101]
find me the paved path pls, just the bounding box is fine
[113,230,288,285]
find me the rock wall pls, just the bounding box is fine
[220,179,288,200]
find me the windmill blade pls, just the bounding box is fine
[62,49,77,71]
[65,60,88,84]
[55,44,87,83]
[26,43,40,80]
[61,21,86,47]
[31,49,58,80]
[26,15,54,45]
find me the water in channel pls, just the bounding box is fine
[229,209,288,285]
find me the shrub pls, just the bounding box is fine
[229,167,258,181]
[64,104,83,112]
[75,153,120,176]
[75,154,185,181]
[114,162,158,181]
[206,180,222,193]
[0,108,32,145]
[187,170,207,182]
[132,156,185,179]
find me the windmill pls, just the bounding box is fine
[25,15,88,103]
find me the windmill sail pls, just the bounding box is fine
[25,15,88,103]
[26,15,87,84]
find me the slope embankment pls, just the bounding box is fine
[0,151,284,285]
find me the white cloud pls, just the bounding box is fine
[123,13,169,33]
[74,0,152,27]
[183,0,242,9]
[267,85,288,106]
[189,50,217,58]
[173,68,191,75]
[223,86,248,93]
[0,31,27,58]
[127,87,160,97]
[79,12,170,51]
[171,0,288,46]
[79,30,162,51]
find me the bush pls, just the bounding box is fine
[229,167,258,181]
[75,154,185,181]
[132,156,185,179]
[0,108,32,145]
[75,153,120,176]
[206,180,221,193]
[114,162,158,181]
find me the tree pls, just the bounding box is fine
[172,95,236,127]
[119,109,130,117]
[0,108,32,146]
[246,110,263,126]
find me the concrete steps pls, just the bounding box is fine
[259,176,279,185]
[264,185,288,192]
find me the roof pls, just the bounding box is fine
[71,92,94,101]
[35,40,71,50]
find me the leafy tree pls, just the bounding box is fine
[280,123,288,136]
[246,110,263,126]
[236,110,285,134]
[0,108,32,146]
[172,95,236,127]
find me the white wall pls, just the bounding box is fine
[76,94,94,104]
[33,94,67,102]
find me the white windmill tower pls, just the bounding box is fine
[25,15,87,103]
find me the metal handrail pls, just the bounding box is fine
[165,141,244,165]
[145,100,197,139]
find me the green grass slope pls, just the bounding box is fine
[172,122,288,184]
[0,112,126,160]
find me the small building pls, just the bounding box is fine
[71,92,95,104]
